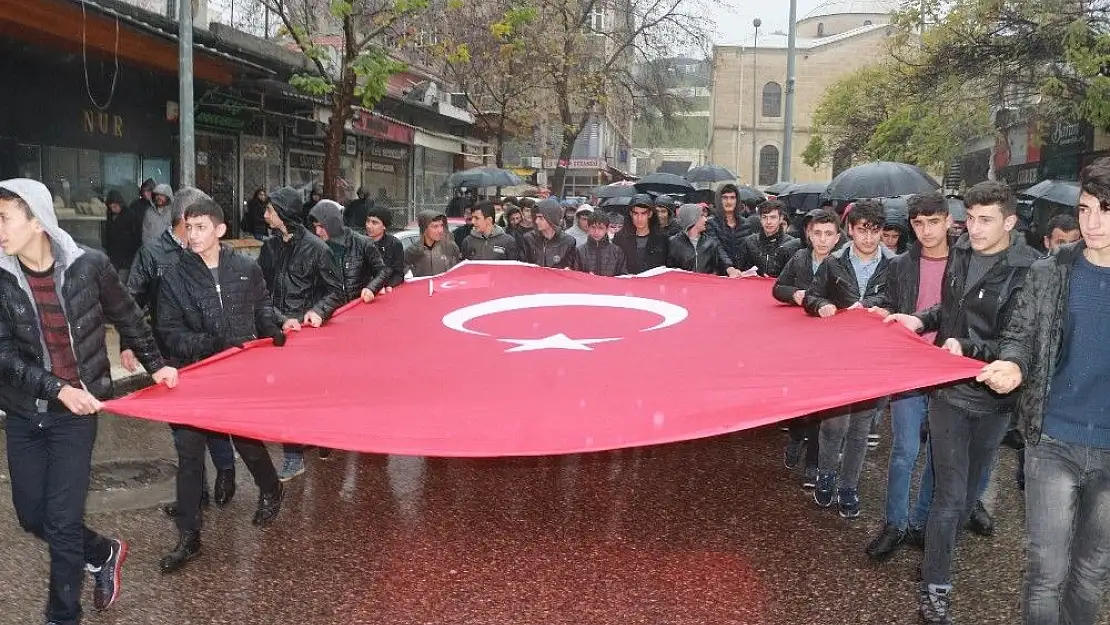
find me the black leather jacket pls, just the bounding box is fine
[521,230,578,269]
[666,232,733,275]
[0,246,164,423]
[156,246,285,368]
[998,243,1084,445]
[804,245,897,314]
[738,230,797,277]
[773,247,822,304]
[372,233,405,288]
[333,229,388,301]
[706,211,756,268]
[916,233,1038,411]
[127,229,186,318]
[576,237,627,276]
[259,225,345,319]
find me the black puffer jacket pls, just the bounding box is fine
[773,247,823,304]
[521,230,578,269]
[666,233,732,275]
[576,237,627,276]
[462,226,520,261]
[738,230,798,277]
[915,233,1038,411]
[998,243,1083,445]
[0,180,163,424]
[804,244,897,314]
[259,187,345,319]
[127,229,186,317]
[156,247,285,367]
[373,232,405,288]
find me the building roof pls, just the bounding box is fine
[722,23,888,51]
[803,0,902,20]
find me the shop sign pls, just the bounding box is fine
[194,91,255,133]
[367,145,409,161]
[559,158,605,169]
[345,135,357,156]
[997,162,1039,189]
[367,160,396,174]
[348,112,415,145]
[82,110,124,138]
[290,151,325,170]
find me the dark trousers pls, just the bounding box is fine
[6,412,113,625]
[788,417,820,469]
[921,395,1011,586]
[172,425,280,533]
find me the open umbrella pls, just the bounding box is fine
[735,184,767,206]
[592,181,638,199]
[600,196,634,211]
[1019,180,1080,207]
[764,181,795,195]
[778,182,828,219]
[824,162,939,202]
[684,165,738,184]
[635,172,695,195]
[447,167,523,189]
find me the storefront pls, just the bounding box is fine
[0,38,176,250]
[361,140,411,211]
[413,130,461,217]
[561,159,608,198]
[287,148,326,190]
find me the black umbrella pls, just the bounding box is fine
[1019,180,1080,207]
[592,182,638,199]
[764,181,795,195]
[600,196,633,211]
[779,182,828,218]
[447,167,523,189]
[735,184,767,206]
[635,172,695,195]
[684,165,738,184]
[824,162,940,202]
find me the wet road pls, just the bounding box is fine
[0,413,1093,625]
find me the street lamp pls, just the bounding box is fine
[751,18,761,186]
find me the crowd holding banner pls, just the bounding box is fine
[0,157,1108,625]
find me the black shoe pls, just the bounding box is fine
[90,538,128,610]
[213,468,236,506]
[318,447,333,460]
[1002,428,1025,450]
[906,525,925,549]
[159,531,201,573]
[783,438,804,470]
[253,483,284,526]
[966,500,993,537]
[865,523,906,561]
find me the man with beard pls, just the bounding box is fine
[738,199,796,277]
[613,194,669,274]
[887,181,1038,624]
[259,187,346,480]
[520,198,578,269]
[155,198,292,573]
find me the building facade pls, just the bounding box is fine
[708,0,899,186]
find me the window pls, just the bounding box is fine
[588,4,606,32]
[817,22,825,37]
[762,82,782,117]
[758,145,779,186]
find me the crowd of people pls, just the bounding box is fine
[0,154,1106,625]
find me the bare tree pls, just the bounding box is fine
[257,0,429,199]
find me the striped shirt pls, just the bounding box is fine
[21,263,80,387]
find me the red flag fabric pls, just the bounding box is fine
[106,262,982,457]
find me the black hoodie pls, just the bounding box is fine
[612,205,669,274]
[259,187,345,320]
[102,189,142,271]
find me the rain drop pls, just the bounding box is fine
[265,373,276,385]
[652,412,665,428]
[579,399,587,408]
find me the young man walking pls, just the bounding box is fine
[155,198,292,573]
[364,206,405,289]
[979,158,1110,625]
[405,209,462,277]
[0,179,178,624]
[667,203,744,277]
[739,199,796,277]
[461,201,520,262]
[576,211,627,276]
[521,198,578,269]
[613,194,670,274]
[803,199,896,518]
[887,181,1038,624]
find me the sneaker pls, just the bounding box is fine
[919,584,953,624]
[813,471,836,507]
[866,523,906,561]
[784,438,805,470]
[966,500,993,537]
[88,538,128,610]
[837,488,861,518]
[867,433,880,448]
[318,447,333,460]
[278,456,305,482]
[906,525,926,550]
[802,467,818,490]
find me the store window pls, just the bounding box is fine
[196,133,239,233]
[762,82,783,118]
[362,142,411,213]
[758,145,780,186]
[414,146,454,220]
[288,150,325,191]
[242,136,283,203]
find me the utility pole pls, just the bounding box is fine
[782,0,798,182]
[751,18,761,185]
[179,0,196,186]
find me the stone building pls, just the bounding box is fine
[708,0,899,186]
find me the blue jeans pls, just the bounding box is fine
[884,393,933,530]
[1023,435,1110,625]
[6,412,113,625]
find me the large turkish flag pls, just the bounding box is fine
[106,262,982,457]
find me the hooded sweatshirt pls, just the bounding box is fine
[405,209,461,277]
[142,183,175,245]
[309,199,388,299]
[520,199,578,268]
[0,179,163,421]
[103,188,142,270]
[564,206,594,246]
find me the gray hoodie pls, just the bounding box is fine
[142,183,175,245]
